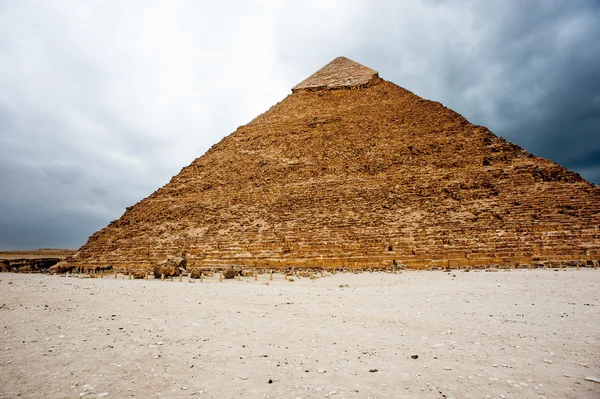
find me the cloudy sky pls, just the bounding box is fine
[1,0,599,250]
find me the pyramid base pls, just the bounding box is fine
[65,254,598,274]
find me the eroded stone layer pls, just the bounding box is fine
[68,74,600,270]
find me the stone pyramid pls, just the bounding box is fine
[68,56,600,271]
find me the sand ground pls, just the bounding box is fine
[0,270,599,399]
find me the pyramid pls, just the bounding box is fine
[67,57,600,271]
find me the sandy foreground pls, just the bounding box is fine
[1,270,599,399]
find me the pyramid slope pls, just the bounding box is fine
[69,59,600,271]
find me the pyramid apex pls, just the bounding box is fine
[292,56,379,92]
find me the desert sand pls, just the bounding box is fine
[1,270,599,399]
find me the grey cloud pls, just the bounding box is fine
[91,188,109,198]
[327,0,600,183]
[42,163,85,186]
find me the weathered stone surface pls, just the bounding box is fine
[153,265,177,278]
[153,256,187,277]
[223,268,239,279]
[0,250,78,274]
[189,268,203,279]
[0,258,64,273]
[65,57,600,271]
[133,271,146,279]
[48,262,74,274]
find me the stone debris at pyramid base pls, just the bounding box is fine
[63,56,600,273]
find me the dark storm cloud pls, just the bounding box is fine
[455,1,600,184]
[336,0,600,183]
[0,0,598,250]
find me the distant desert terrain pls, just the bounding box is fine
[1,270,599,398]
[0,249,75,260]
[0,249,75,274]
